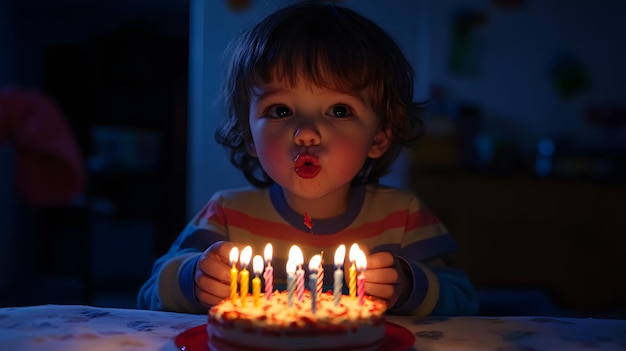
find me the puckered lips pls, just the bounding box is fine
[294,153,320,179]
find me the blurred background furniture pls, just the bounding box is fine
[411,169,626,318]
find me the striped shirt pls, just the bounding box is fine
[138,184,478,316]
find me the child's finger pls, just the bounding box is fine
[366,251,395,269]
[197,255,231,284]
[364,281,394,302]
[207,241,240,264]
[365,266,400,284]
[195,282,229,308]
[195,271,231,297]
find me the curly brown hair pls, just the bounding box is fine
[216,1,426,187]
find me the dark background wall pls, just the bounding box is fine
[0,0,189,308]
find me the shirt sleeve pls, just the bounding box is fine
[390,258,479,316]
[388,196,479,316]
[137,195,228,312]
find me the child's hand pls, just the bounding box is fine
[361,249,409,309]
[194,241,239,308]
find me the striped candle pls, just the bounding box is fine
[264,243,273,300]
[252,255,263,307]
[316,265,324,298]
[289,245,305,302]
[263,265,273,300]
[296,265,305,302]
[348,244,360,300]
[333,245,346,306]
[239,246,252,307]
[308,255,322,314]
[357,271,365,306]
[286,260,296,308]
[229,247,239,303]
[356,249,367,306]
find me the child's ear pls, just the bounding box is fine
[368,128,392,158]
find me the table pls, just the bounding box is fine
[1,304,624,350]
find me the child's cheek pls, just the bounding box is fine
[255,137,289,176]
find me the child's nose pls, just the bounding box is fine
[293,124,321,147]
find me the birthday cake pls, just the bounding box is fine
[207,290,387,351]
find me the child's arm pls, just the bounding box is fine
[363,192,479,317]
[137,224,214,313]
[138,198,230,313]
[396,255,478,316]
[138,239,237,313]
[365,251,478,316]
[137,251,203,312]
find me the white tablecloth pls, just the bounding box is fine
[0,305,204,351]
[1,304,624,351]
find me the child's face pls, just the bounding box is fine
[247,79,391,207]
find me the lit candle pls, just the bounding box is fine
[252,255,263,307]
[296,266,305,302]
[316,251,324,298]
[239,246,252,307]
[263,243,273,300]
[356,249,367,306]
[333,244,346,306]
[286,260,296,308]
[229,247,239,303]
[348,243,360,300]
[289,245,305,302]
[308,254,322,314]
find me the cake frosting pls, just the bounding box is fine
[207,290,387,351]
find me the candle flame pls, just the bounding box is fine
[253,255,264,275]
[308,254,322,272]
[264,243,273,262]
[240,245,252,266]
[286,260,296,275]
[334,244,346,267]
[229,247,239,265]
[288,245,304,265]
[356,249,367,271]
[349,243,360,263]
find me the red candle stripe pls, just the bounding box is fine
[296,267,305,302]
[357,272,365,306]
[316,266,324,297]
[264,264,273,300]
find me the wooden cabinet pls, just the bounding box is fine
[410,171,626,314]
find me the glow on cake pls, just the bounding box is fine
[207,290,386,351]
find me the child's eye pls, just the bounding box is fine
[266,105,293,118]
[327,104,353,118]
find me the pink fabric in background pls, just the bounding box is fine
[0,87,85,206]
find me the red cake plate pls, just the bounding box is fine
[174,321,415,351]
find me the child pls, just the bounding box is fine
[138,1,479,316]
